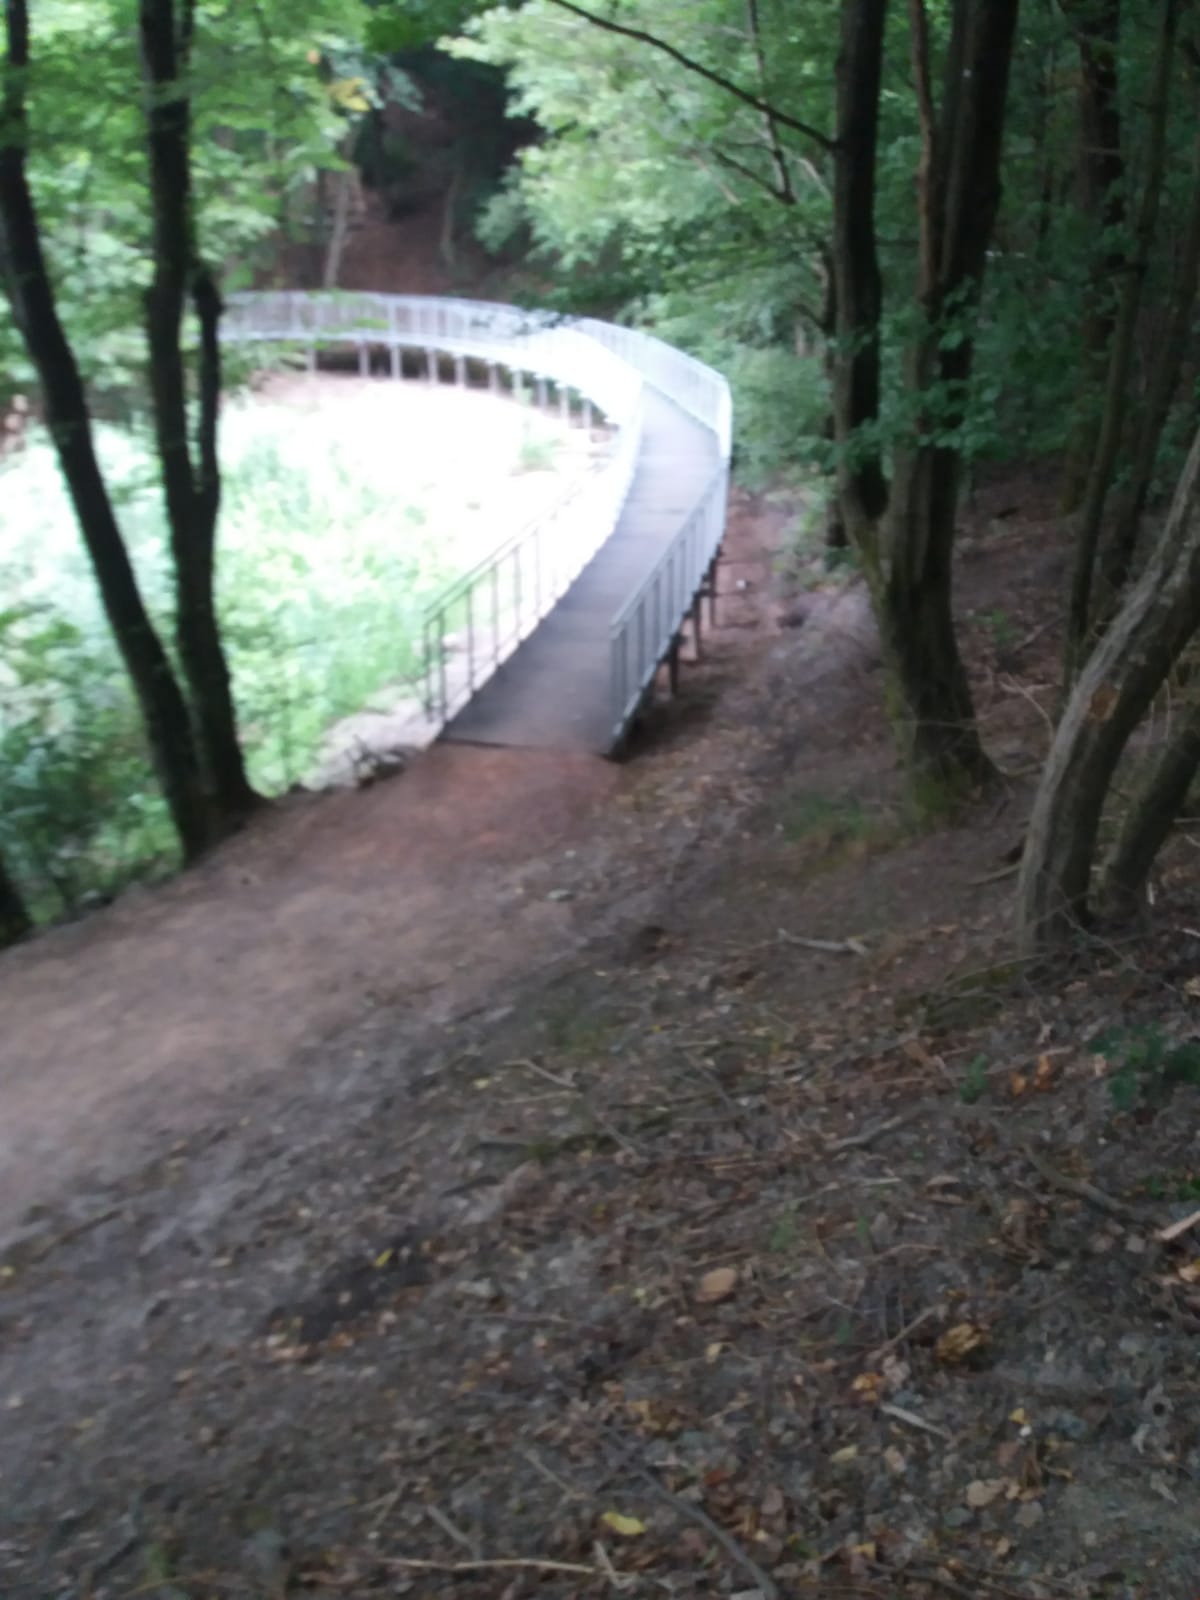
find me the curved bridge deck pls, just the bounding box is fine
[223,293,731,755]
[444,389,720,750]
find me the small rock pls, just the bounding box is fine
[1014,1501,1044,1530]
[1047,1410,1089,1442]
[965,1478,1007,1510]
[696,1266,738,1303]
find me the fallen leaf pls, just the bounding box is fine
[696,1266,738,1304]
[1178,1259,1200,1284]
[600,1511,646,1538]
[373,1248,394,1269]
[883,1445,907,1476]
[830,1445,859,1465]
[760,1486,785,1518]
[1009,1072,1028,1097]
[965,1478,1008,1509]
[1008,1406,1030,1426]
[936,1322,988,1364]
[851,1371,884,1403]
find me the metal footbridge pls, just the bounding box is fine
[223,293,731,754]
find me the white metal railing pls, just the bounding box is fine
[420,390,645,723]
[222,292,732,749]
[609,464,729,743]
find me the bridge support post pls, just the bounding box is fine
[535,376,549,409]
[691,593,703,660]
[668,636,681,697]
[390,344,401,379]
[306,342,316,375]
[358,344,369,377]
[704,556,719,627]
[488,363,500,394]
[558,384,571,422]
[455,355,467,388]
[426,349,438,384]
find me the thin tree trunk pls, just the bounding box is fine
[831,0,889,555]
[0,0,210,860]
[1019,425,1200,953]
[139,0,261,827]
[1060,0,1125,511]
[0,846,31,947]
[1101,685,1200,919]
[323,166,353,288]
[880,0,1019,794]
[1063,0,1178,686]
[819,264,848,551]
[1096,137,1200,608]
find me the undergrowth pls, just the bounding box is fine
[0,396,557,922]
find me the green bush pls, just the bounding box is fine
[0,398,493,918]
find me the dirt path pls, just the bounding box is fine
[0,747,623,1224]
[5,478,1199,1598]
[0,490,802,1232]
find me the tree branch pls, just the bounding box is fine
[745,0,796,201]
[646,76,794,206]
[544,0,834,150]
[908,0,938,296]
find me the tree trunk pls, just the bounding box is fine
[1101,687,1200,919]
[1060,0,1125,511]
[879,0,1019,795]
[1019,425,1200,953]
[0,847,31,948]
[1096,137,1200,608]
[831,0,889,555]
[323,166,354,289]
[1063,0,1178,686]
[0,0,210,861]
[139,0,261,827]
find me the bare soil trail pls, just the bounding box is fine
[3,473,1199,1598]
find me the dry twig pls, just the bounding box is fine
[382,1555,608,1578]
[826,1109,920,1153]
[637,1469,779,1599]
[778,928,869,956]
[1022,1144,1145,1224]
[879,1401,951,1441]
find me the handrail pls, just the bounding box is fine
[222,292,732,750]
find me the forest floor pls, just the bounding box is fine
[4,458,1200,1600]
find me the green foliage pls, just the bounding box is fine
[0,604,174,917]
[0,398,503,916]
[1093,1026,1200,1112]
[4,0,364,404]
[959,1054,989,1106]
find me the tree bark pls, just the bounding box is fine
[0,0,211,861]
[831,0,889,554]
[1063,0,1178,686]
[879,0,1019,793]
[1096,137,1200,608]
[139,0,261,826]
[1101,686,1200,919]
[1019,424,1200,953]
[0,846,31,948]
[1060,0,1125,511]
